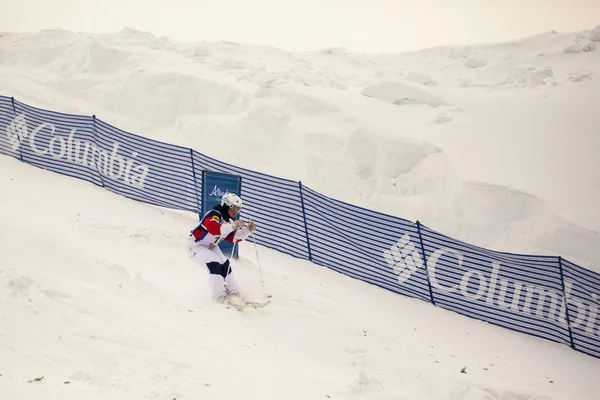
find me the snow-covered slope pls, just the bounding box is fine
[1,26,599,270]
[2,26,600,400]
[2,154,600,400]
[2,26,599,272]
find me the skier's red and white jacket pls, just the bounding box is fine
[190,209,251,248]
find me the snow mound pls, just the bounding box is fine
[322,47,348,56]
[464,53,488,69]
[388,150,458,197]
[568,69,593,82]
[432,113,454,124]
[503,66,555,88]
[564,30,598,53]
[455,181,545,225]
[591,26,600,42]
[186,44,212,58]
[285,92,340,115]
[361,81,448,107]
[456,78,490,88]
[108,27,161,46]
[66,39,131,74]
[10,31,77,67]
[28,28,80,43]
[94,71,250,126]
[564,40,597,53]
[405,72,437,86]
[448,46,471,59]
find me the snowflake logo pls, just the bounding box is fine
[383,234,423,283]
[5,114,28,151]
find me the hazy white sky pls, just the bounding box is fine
[1,0,598,52]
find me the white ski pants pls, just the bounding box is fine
[188,239,240,301]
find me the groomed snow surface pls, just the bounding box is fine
[2,155,599,400]
[1,25,600,399]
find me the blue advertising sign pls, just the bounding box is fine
[201,170,242,259]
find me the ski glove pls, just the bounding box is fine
[233,219,246,230]
[247,220,257,232]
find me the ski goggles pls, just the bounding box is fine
[230,204,242,214]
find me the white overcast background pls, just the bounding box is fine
[1,0,599,52]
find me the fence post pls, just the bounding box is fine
[190,148,201,215]
[91,115,105,188]
[298,181,313,262]
[416,221,435,305]
[10,97,23,162]
[558,256,576,349]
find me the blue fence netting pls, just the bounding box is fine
[419,223,572,346]
[301,184,432,302]
[94,118,198,213]
[13,99,104,187]
[561,257,600,358]
[0,96,17,158]
[1,95,598,360]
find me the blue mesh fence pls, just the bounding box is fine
[561,258,600,358]
[12,100,103,187]
[418,224,572,346]
[94,118,198,213]
[2,95,598,360]
[0,96,18,158]
[301,184,432,302]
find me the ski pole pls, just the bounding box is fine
[224,240,237,287]
[250,227,270,298]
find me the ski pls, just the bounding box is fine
[240,300,271,309]
[223,298,271,311]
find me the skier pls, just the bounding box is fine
[188,193,257,303]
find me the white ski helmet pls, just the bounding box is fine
[221,192,242,213]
